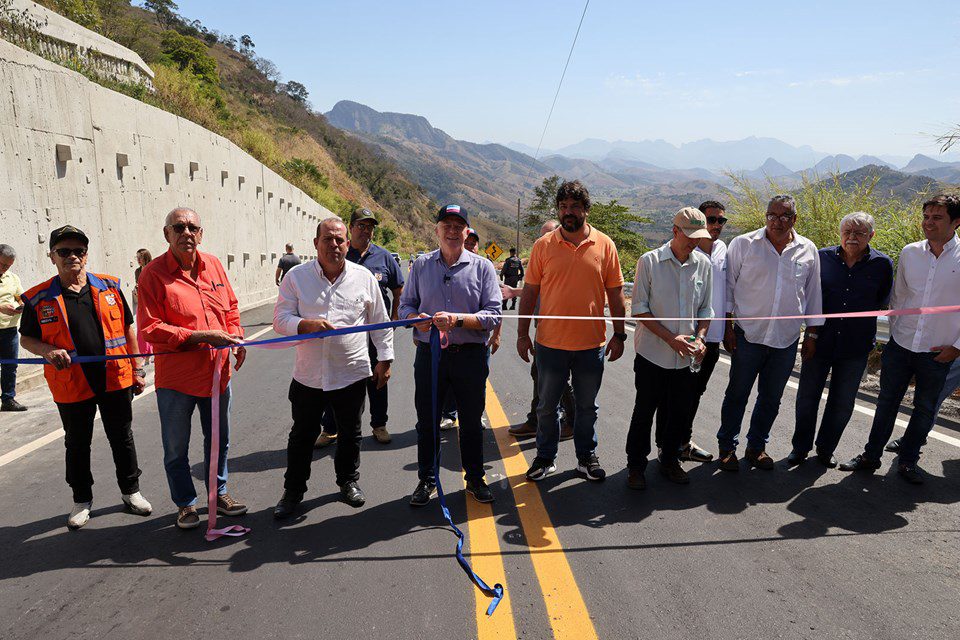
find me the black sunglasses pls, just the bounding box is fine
[706,216,728,225]
[54,247,88,258]
[168,223,202,234]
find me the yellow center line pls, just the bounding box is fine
[485,381,599,640]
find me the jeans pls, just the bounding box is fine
[936,358,960,413]
[413,342,488,482]
[864,339,950,466]
[627,355,695,471]
[320,340,389,433]
[0,326,18,401]
[792,350,869,456]
[535,343,604,461]
[526,357,575,428]
[285,378,367,491]
[55,388,142,503]
[717,327,799,452]
[660,341,720,450]
[157,384,232,508]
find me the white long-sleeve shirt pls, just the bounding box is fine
[273,260,394,391]
[726,227,824,348]
[695,239,727,343]
[889,235,960,353]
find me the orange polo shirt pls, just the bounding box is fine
[136,250,242,396]
[525,225,624,351]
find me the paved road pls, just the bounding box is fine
[1,305,958,640]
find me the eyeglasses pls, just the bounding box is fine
[353,222,375,232]
[54,247,87,258]
[841,229,870,238]
[168,223,202,234]
[706,216,728,225]
[766,213,796,224]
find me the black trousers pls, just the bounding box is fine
[55,388,142,503]
[656,341,721,449]
[627,354,695,471]
[285,378,367,492]
[319,339,390,433]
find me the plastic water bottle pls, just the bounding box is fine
[687,335,701,373]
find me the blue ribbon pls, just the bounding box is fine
[429,326,505,616]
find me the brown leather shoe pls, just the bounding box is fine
[745,448,775,470]
[508,422,537,438]
[176,506,200,530]
[216,494,248,516]
[372,426,392,444]
[627,468,646,490]
[718,450,739,472]
[659,460,690,484]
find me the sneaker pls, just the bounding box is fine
[659,459,690,484]
[559,424,574,442]
[525,456,557,481]
[577,454,606,481]
[439,418,458,431]
[679,441,714,462]
[409,480,437,507]
[176,505,200,529]
[122,491,153,516]
[838,454,881,473]
[897,463,925,484]
[884,437,902,453]
[718,450,739,472]
[627,468,646,490]
[0,398,27,412]
[465,478,494,503]
[372,426,392,444]
[216,494,248,516]
[315,432,337,448]
[745,448,775,470]
[508,421,537,437]
[67,501,92,530]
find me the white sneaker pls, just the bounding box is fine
[440,418,457,430]
[122,491,153,516]
[67,501,92,530]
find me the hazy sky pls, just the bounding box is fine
[175,0,960,159]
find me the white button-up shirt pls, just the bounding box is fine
[726,227,824,348]
[695,239,727,343]
[274,260,394,391]
[889,235,960,353]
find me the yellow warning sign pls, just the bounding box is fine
[485,242,503,261]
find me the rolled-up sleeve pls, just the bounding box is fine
[804,248,825,327]
[631,256,652,316]
[475,260,503,331]
[137,270,192,348]
[273,274,303,337]
[367,272,395,361]
[398,260,421,319]
[697,264,714,320]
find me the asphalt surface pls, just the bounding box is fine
[1,304,958,640]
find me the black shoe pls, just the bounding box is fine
[627,468,646,490]
[718,450,739,472]
[526,456,557,482]
[659,459,690,484]
[577,454,606,481]
[0,398,26,412]
[409,480,437,507]
[273,490,303,519]
[465,478,494,503]
[815,451,838,468]
[897,464,925,484]
[786,450,807,467]
[885,437,902,453]
[838,454,881,472]
[340,481,365,507]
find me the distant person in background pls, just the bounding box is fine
[276,243,301,286]
[464,228,480,254]
[789,212,893,468]
[841,194,960,483]
[0,243,26,412]
[132,248,154,364]
[500,247,524,310]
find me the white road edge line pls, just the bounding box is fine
[0,326,275,469]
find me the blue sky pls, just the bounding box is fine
[175,0,960,159]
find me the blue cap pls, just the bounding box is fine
[436,204,468,224]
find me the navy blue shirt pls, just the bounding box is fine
[817,245,893,359]
[346,242,404,313]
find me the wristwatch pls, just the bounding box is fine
[613,332,628,342]
[454,316,464,328]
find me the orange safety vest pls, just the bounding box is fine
[23,273,134,403]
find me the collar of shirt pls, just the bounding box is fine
[314,258,346,285]
[549,225,598,250]
[656,242,695,266]
[162,248,207,276]
[832,244,877,264]
[924,233,958,255]
[347,242,386,264]
[432,247,472,268]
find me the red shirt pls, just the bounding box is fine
[137,250,243,396]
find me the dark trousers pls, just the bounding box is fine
[526,357,575,428]
[502,279,520,310]
[792,350,869,456]
[627,354,695,471]
[285,378,367,492]
[55,388,142,503]
[657,341,720,450]
[864,339,950,466]
[0,326,18,401]
[414,342,488,482]
[502,298,517,310]
[320,340,389,433]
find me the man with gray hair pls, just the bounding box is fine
[0,243,27,411]
[716,195,823,470]
[788,212,893,467]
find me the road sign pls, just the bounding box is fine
[485,242,503,261]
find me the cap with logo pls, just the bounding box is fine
[49,225,90,249]
[436,204,468,224]
[673,207,711,239]
[466,227,479,240]
[350,208,378,226]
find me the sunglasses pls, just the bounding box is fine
[706,216,728,225]
[766,213,796,224]
[54,247,88,258]
[168,223,202,234]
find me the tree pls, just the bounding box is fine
[144,0,177,29]
[239,34,254,52]
[284,80,309,104]
[52,0,102,30]
[253,56,281,84]
[160,30,219,84]
[524,175,563,227]
[587,200,650,278]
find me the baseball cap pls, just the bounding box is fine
[49,225,90,249]
[436,204,468,224]
[673,207,711,239]
[466,227,479,240]
[350,208,378,226]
